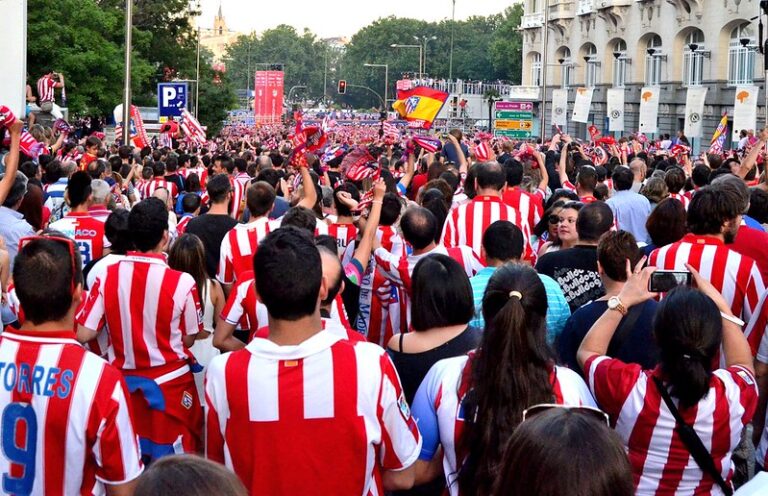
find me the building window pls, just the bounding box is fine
[531,53,542,86]
[584,43,599,88]
[683,30,705,87]
[558,47,573,88]
[645,35,663,86]
[728,24,755,86]
[613,40,627,88]
[531,0,539,12]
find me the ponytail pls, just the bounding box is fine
[458,265,553,496]
[653,287,721,408]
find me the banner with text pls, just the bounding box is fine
[606,88,625,132]
[684,87,708,138]
[733,86,758,140]
[254,70,285,125]
[571,87,593,123]
[638,87,661,134]
[551,89,568,128]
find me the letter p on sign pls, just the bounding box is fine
[162,86,177,107]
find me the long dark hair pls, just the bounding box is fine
[458,264,555,496]
[653,286,722,407]
[168,234,209,303]
[492,409,634,496]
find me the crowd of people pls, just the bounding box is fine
[2,98,768,496]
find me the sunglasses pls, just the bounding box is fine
[19,235,79,293]
[522,403,610,426]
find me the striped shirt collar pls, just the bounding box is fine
[2,328,80,345]
[246,328,345,361]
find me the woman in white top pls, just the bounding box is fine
[168,233,225,399]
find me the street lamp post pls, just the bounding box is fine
[364,63,389,109]
[540,0,550,138]
[449,0,456,80]
[390,43,421,79]
[122,0,133,146]
[414,35,437,79]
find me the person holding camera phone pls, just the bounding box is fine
[578,260,757,495]
[36,69,65,119]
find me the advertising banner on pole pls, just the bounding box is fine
[606,88,625,132]
[733,86,758,141]
[638,87,661,134]
[571,87,593,123]
[254,71,285,124]
[0,0,27,118]
[683,87,708,138]
[551,89,568,128]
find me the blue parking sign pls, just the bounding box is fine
[157,82,188,118]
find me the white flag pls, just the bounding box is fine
[571,87,593,123]
[733,86,759,141]
[684,87,708,138]
[606,88,625,132]
[551,89,568,128]
[638,87,661,134]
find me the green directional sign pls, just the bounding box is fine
[495,130,532,138]
[495,111,532,120]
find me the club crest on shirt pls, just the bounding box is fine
[182,391,193,410]
[737,369,755,386]
[398,392,411,420]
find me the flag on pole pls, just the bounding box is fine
[392,86,449,129]
[114,105,150,148]
[180,108,206,145]
[708,112,728,156]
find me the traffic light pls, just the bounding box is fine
[338,80,347,94]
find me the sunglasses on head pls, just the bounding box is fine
[522,403,610,426]
[18,235,79,293]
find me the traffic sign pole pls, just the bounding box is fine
[493,101,533,139]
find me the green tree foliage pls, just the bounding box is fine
[27,0,236,132]
[489,5,525,85]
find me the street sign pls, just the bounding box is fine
[495,130,532,138]
[157,82,188,118]
[493,100,533,138]
[495,111,533,120]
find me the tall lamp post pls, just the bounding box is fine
[449,0,456,80]
[122,0,133,146]
[364,63,389,108]
[414,35,437,79]
[540,0,550,138]
[390,44,421,79]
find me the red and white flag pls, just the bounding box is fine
[181,109,206,145]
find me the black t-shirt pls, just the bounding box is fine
[164,174,185,196]
[557,299,660,375]
[535,245,604,312]
[388,326,482,404]
[185,213,238,278]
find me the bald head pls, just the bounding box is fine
[152,187,171,209]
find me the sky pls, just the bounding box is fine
[198,0,511,38]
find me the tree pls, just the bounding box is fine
[489,5,525,84]
[197,49,237,137]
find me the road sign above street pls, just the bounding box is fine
[495,120,533,130]
[495,129,532,138]
[495,111,532,120]
[495,101,533,111]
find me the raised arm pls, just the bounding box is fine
[296,164,318,210]
[0,120,24,205]
[352,179,386,269]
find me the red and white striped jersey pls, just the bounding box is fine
[176,214,194,236]
[649,234,767,355]
[585,355,757,495]
[205,329,421,495]
[36,75,56,103]
[327,223,359,258]
[0,328,143,494]
[49,211,110,265]
[267,217,330,237]
[441,195,533,261]
[374,244,483,293]
[136,178,179,200]
[502,187,543,230]
[668,193,691,210]
[412,354,595,496]
[230,173,251,219]
[217,217,273,285]
[77,252,203,370]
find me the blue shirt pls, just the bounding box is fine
[469,265,571,344]
[0,207,34,272]
[606,190,652,243]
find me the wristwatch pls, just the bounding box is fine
[607,296,627,316]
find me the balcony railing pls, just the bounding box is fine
[521,12,544,28]
[577,0,594,14]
